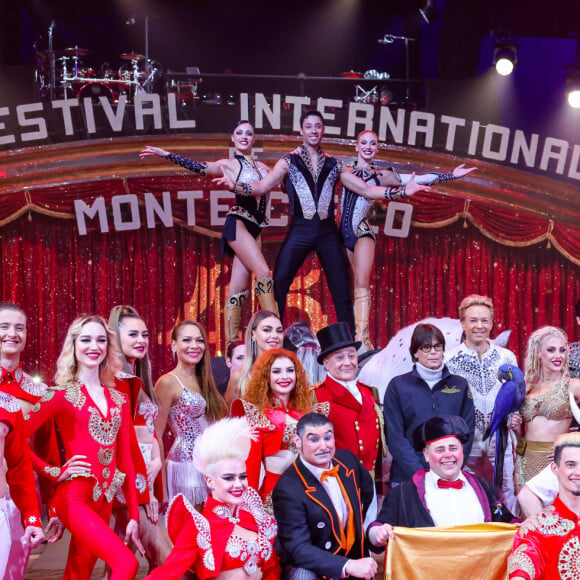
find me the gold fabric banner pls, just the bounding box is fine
[385,523,519,580]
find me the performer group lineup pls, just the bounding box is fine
[2,109,580,579]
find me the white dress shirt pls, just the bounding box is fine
[301,457,348,526]
[424,470,485,527]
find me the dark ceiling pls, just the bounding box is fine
[2,0,578,78]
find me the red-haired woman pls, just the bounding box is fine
[232,348,326,511]
[341,130,475,350]
[25,315,143,579]
[155,320,227,507]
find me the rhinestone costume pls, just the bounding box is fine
[228,154,270,227]
[516,376,572,488]
[0,392,43,530]
[283,147,341,220]
[146,488,279,579]
[166,374,209,505]
[221,154,271,258]
[508,496,580,579]
[231,396,315,510]
[520,378,572,423]
[114,374,160,506]
[0,365,47,405]
[25,380,139,520]
[340,166,381,251]
[445,341,517,443]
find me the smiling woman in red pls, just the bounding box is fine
[232,348,324,511]
[25,315,143,580]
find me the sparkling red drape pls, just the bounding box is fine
[2,209,579,385]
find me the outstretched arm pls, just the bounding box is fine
[342,168,430,201]
[140,145,231,178]
[399,163,477,185]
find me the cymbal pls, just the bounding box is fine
[63,47,89,56]
[120,52,145,61]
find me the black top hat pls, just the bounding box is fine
[316,322,361,364]
[412,415,471,452]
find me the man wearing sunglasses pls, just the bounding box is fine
[383,323,475,486]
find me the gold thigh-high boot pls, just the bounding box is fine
[354,287,373,352]
[255,274,279,317]
[224,289,249,350]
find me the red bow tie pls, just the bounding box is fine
[437,478,463,489]
[321,465,340,482]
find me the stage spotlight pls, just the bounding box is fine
[566,75,580,108]
[493,41,517,76]
[568,89,580,108]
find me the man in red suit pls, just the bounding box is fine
[0,392,45,577]
[313,322,383,478]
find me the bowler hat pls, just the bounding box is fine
[316,322,361,364]
[412,415,471,452]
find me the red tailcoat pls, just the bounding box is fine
[313,375,383,473]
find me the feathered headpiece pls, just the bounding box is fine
[193,417,257,476]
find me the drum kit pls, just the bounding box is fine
[341,70,392,104]
[36,46,164,103]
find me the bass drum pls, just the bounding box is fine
[78,82,115,102]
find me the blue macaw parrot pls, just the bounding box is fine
[483,363,526,488]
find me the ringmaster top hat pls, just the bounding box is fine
[316,322,361,364]
[412,415,471,452]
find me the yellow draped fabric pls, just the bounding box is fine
[385,523,519,580]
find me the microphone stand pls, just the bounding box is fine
[378,34,415,101]
[48,20,55,101]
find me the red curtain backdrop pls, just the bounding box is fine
[2,206,579,386]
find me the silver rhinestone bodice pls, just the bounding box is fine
[166,388,208,462]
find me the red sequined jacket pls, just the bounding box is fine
[0,391,42,528]
[508,495,580,580]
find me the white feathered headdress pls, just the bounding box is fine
[193,417,257,476]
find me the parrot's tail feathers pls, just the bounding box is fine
[493,425,508,489]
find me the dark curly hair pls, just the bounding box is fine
[244,348,314,414]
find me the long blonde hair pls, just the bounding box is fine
[54,315,122,388]
[524,326,569,386]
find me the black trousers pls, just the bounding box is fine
[273,218,354,334]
